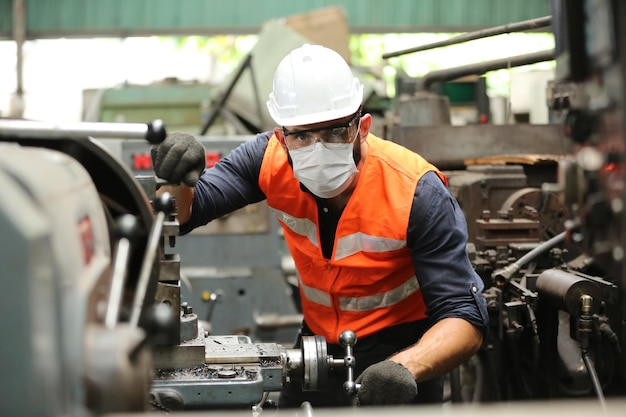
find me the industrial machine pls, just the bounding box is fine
[385,0,626,408]
[0,120,360,416]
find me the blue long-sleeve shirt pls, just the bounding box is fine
[182,131,489,331]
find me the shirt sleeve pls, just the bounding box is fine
[408,171,489,330]
[179,131,271,235]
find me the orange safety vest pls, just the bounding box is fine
[258,133,447,343]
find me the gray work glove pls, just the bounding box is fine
[150,131,205,187]
[355,360,418,406]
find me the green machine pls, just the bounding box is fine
[84,81,223,135]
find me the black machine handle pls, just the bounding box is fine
[129,192,175,328]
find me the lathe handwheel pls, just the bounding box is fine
[301,335,329,391]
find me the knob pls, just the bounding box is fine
[153,192,175,216]
[146,119,166,144]
[339,330,357,348]
[115,214,141,241]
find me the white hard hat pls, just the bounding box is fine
[266,44,364,127]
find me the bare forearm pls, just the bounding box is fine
[156,185,194,224]
[389,317,483,383]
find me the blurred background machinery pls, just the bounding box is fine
[384,0,626,406]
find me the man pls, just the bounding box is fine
[151,44,488,407]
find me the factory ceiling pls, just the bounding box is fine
[0,0,551,40]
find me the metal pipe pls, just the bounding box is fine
[11,0,26,118]
[0,119,166,144]
[382,16,552,59]
[417,49,555,92]
[254,312,303,329]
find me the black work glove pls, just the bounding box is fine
[150,131,205,187]
[355,360,417,406]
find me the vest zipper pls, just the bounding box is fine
[329,266,342,343]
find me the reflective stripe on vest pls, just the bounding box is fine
[335,232,406,260]
[299,274,420,312]
[298,275,331,307]
[272,209,318,247]
[273,208,407,259]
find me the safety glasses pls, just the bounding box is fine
[282,112,361,150]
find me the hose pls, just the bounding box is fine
[525,304,542,391]
[493,231,567,286]
[596,321,621,388]
[599,322,622,355]
[470,354,485,402]
[582,350,607,412]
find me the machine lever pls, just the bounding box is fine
[129,192,175,328]
[338,330,360,395]
[0,118,166,144]
[105,214,141,328]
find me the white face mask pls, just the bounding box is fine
[288,141,359,199]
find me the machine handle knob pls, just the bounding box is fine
[339,330,357,348]
[153,192,175,217]
[146,119,166,144]
[115,213,142,241]
[339,330,360,395]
